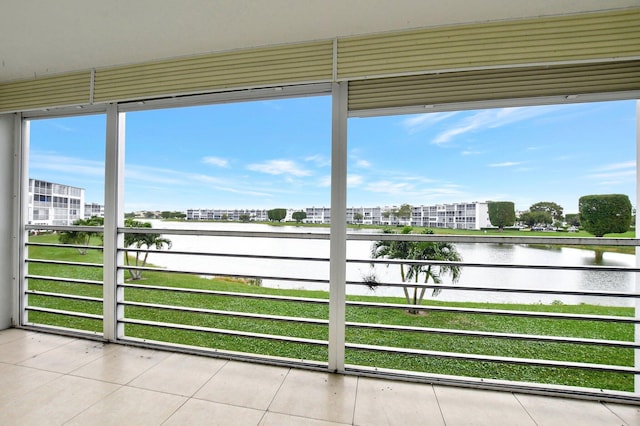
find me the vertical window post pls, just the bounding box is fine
[329,82,348,372]
[103,104,125,341]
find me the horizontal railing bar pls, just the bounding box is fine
[346,280,640,298]
[26,242,104,251]
[119,227,331,239]
[121,317,328,346]
[26,258,103,268]
[25,290,103,303]
[120,248,329,263]
[123,262,639,299]
[120,265,329,285]
[26,306,103,320]
[346,233,640,246]
[345,365,640,405]
[360,258,640,272]
[26,224,104,233]
[121,282,633,323]
[121,283,329,305]
[123,301,328,326]
[346,342,639,374]
[119,247,638,273]
[119,335,329,370]
[25,274,103,286]
[346,300,639,323]
[26,224,640,246]
[346,322,640,349]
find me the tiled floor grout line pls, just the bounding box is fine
[512,393,540,426]
[60,382,124,426]
[158,356,232,425]
[601,401,630,426]
[432,385,448,426]
[351,376,360,425]
[263,366,293,416]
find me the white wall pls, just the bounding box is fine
[0,114,15,329]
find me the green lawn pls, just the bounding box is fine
[24,233,636,392]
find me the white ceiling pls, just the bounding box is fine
[1,0,638,83]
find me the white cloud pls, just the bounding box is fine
[461,150,482,156]
[594,161,636,172]
[488,161,523,168]
[30,152,104,177]
[355,159,371,168]
[586,161,635,182]
[247,159,311,176]
[432,105,561,145]
[348,174,363,186]
[402,111,459,134]
[304,154,330,167]
[202,156,229,168]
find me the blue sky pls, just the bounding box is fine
[29,97,636,214]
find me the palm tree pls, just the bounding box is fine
[371,227,462,314]
[58,216,104,254]
[124,219,172,280]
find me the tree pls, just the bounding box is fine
[565,213,580,227]
[488,201,515,231]
[267,208,287,222]
[239,214,251,222]
[530,201,564,222]
[160,211,173,219]
[371,227,462,314]
[124,219,172,280]
[58,216,104,254]
[396,204,412,223]
[519,210,552,228]
[353,212,364,224]
[579,194,632,237]
[382,204,412,224]
[221,213,229,221]
[292,211,307,223]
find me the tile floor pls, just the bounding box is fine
[0,328,638,425]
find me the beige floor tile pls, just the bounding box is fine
[353,377,444,426]
[0,331,76,364]
[195,360,289,410]
[66,386,186,425]
[604,402,640,426]
[269,369,358,424]
[516,394,625,426]
[260,412,349,425]
[0,363,61,402]
[129,352,227,396]
[0,374,119,425]
[164,398,265,425]
[18,337,113,373]
[435,386,536,426]
[70,343,170,384]
[0,328,37,345]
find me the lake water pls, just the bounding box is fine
[143,221,637,306]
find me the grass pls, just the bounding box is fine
[24,233,636,392]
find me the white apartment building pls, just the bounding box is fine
[84,202,105,219]
[305,207,331,224]
[186,208,269,222]
[28,179,85,226]
[410,202,491,230]
[186,203,491,229]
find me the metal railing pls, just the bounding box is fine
[21,224,640,403]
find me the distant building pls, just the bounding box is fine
[187,202,491,229]
[84,202,104,219]
[28,179,84,226]
[410,202,490,230]
[186,208,269,221]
